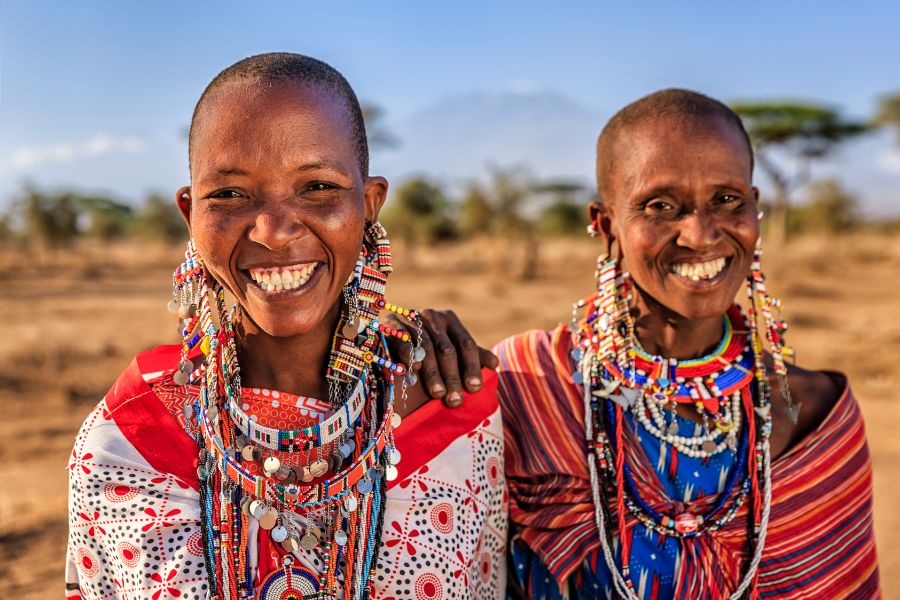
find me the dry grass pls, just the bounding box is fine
[1,233,898,598]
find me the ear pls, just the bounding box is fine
[175,186,192,231]
[751,186,760,208]
[588,200,616,253]
[362,176,389,223]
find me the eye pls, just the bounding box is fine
[207,189,245,200]
[644,198,676,213]
[304,181,339,192]
[715,194,744,207]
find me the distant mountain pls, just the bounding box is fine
[376,88,603,185]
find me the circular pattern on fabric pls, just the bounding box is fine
[186,530,204,556]
[479,552,492,583]
[486,456,501,488]
[117,541,141,568]
[257,565,319,600]
[429,503,454,534]
[77,547,100,579]
[104,483,138,503]
[414,572,443,600]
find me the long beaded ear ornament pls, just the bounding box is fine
[746,235,798,423]
[168,239,213,386]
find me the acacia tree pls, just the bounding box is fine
[731,102,868,245]
[874,92,900,143]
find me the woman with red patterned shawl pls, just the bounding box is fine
[421,89,879,599]
[65,53,507,600]
[497,90,880,599]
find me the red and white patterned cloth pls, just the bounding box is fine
[66,345,507,599]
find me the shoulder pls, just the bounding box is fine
[493,325,572,378]
[768,361,846,457]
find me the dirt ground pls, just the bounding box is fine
[1,234,898,599]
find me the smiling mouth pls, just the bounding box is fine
[246,263,320,292]
[668,257,730,282]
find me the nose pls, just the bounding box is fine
[676,209,721,251]
[247,202,305,250]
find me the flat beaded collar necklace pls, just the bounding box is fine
[570,255,774,600]
[172,224,422,600]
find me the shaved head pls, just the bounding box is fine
[596,89,753,204]
[189,52,369,177]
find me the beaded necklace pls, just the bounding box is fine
[175,225,421,600]
[570,260,773,599]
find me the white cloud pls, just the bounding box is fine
[10,134,147,169]
[876,149,900,175]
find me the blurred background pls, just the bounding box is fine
[1,1,899,598]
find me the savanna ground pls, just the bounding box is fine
[0,233,898,599]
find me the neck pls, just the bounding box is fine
[233,302,342,401]
[631,291,726,361]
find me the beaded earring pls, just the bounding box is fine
[745,230,798,423]
[328,221,418,388]
[168,239,215,386]
[572,226,635,381]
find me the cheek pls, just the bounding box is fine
[191,211,242,283]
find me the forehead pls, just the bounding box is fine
[613,114,752,197]
[190,80,355,175]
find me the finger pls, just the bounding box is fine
[426,314,465,408]
[379,314,416,369]
[446,314,485,393]
[415,324,446,400]
[479,347,499,370]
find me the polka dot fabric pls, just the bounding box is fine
[66,346,507,599]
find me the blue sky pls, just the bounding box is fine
[2,1,899,215]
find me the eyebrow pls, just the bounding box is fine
[210,159,350,178]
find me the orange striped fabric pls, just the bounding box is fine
[496,324,880,598]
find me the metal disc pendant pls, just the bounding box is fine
[357,478,373,494]
[367,466,383,480]
[386,446,401,465]
[173,370,190,386]
[404,371,418,386]
[344,494,358,512]
[334,529,348,546]
[263,456,281,476]
[258,507,278,530]
[281,536,300,553]
[342,318,359,338]
[667,422,680,437]
[249,500,263,518]
[391,412,402,428]
[271,524,289,543]
[299,467,314,483]
[275,465,294,482]
[385,464,398,481]
[571,371,584,385]
[412,346,427,363]
[299,532,318,551]
[309,459,329,478]
[242,445,261,462]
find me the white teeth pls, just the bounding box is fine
[671,257,727,281]
[248,263,318,292]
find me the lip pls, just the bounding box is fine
[238,261,327,301]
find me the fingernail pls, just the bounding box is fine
[466,377,482,389]
[431,385,445,397]
[448,392,463,407]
